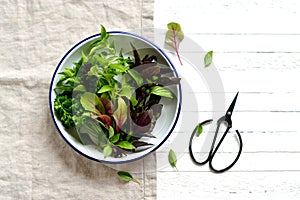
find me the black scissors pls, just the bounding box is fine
[188,92,243,173]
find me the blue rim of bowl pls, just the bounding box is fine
[49,31,182,164]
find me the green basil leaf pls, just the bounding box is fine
[204,51,213,67]
[93,54,109,66]
[117,171,140,185]
[54,85,73,93]
[109,126,114,139]
[73,84,86,92]
[109,40,115,49]
[151,86,173,98]
[117,141,135,150]
[100,25,108,41]
[110,64,128,72]
[120,84,133,99]
[82,51,88,63]
[168,149,177,170]
[125,131,133,141]
[87,65,101,76]
[128,69,143,86]
[103,145,112,158]
[80,92,104,114]
[79,118,108,145]
[97,85,113,94]
[58,68,74,77]
[109,133,120,143]
[152,75,158,81]
[130,97,138,107]
[197,123,203,137]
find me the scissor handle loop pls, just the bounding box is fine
[188,119,243,173]
[209,128,243,173]
[188,119,213,165]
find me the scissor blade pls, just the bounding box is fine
[226,92,239,116]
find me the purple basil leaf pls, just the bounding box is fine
[151,104,163,119]
[113,98,128,133]
[79,62,92,75]
[145,94,161,110]
[90,113,113,129]
[137,62,157,69]
[142,55,157,63]
[99,97,114,115]
[98,114,112,129]
[160,67,174,74]
[132,141,153,148]
[130,43,141,67]
[142,54,149,62]
[157,77,181,86]
[130,110,153,136]
[137,110,153,127]
[140,65,160,79]
[138,132,156,138]
[133,124,150,134]
[112,146,127,158]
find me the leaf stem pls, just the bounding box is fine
[132,178,141,185]
[172,26,183,65]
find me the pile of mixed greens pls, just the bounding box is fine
[54,25,180,158]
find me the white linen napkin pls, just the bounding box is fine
[0,0,156,199]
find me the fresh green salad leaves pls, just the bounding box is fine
[165,22,184,65]
[54,25,181,158]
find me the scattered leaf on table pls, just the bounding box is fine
[197,123,203,137]
[165,22,184,65]
[117,171,141,185]
[204,51,213,67]
[168,149,178,170]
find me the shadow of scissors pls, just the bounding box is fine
[189,92,243,173]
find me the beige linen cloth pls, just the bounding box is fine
[0,0,156,199]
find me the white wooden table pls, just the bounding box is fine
[154,0,300,199]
